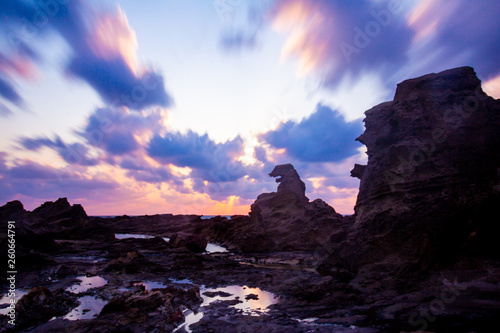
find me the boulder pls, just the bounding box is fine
[169,232,207,253]
[15,286,78,330]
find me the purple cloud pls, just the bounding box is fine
[0,0,172,110]
[19,135,99,166]
[147,131,246,183]
[78,107,165,155]
[261,104,363,163]
[0,76,23,106]
[0,153,116,203]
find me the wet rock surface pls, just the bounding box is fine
[1,67,500,332]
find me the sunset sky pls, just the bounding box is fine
[1,0,499,215]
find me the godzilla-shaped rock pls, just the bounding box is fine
[332,67,500,289]
[208,164,345,252]
[249,164,309,224]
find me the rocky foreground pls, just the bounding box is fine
[1,67,500,332]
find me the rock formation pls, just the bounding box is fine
[249,163,309,223]
[207,164,345,252]
[169,232,208,253]
[328,66,500,290]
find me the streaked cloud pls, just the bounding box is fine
[0,0,172,111]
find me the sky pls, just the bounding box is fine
[0,0,499,216]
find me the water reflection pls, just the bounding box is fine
[66,276,108,293]
[202,285,278,314]
[0,290,28,315]
[175,285,278,332]
[114,233,228,253]
[132,281,168,290]
[115,233,154,240]
[63,295,107,320]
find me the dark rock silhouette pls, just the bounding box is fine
[32,197,87,222]
[208,164,345,252]
[327,66,500,291]
[249,163,309,224]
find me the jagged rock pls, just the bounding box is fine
[350,164,366,179]
[32,197,87,221]
[102,250,157,274]
[331,67,500,289]
[99,286,201,326]
[0,200,25,221]
[50,264,78,279]
[169,232,207,253]
[15,286,78,330]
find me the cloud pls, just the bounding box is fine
[0,75,23,105]
[68,56,171,110]
[405,0,500,79]
[61,3,173,109]
[0,0,172,110]
[79,107,166,155]
[19,135,99,166]
[0,102,13,117]
[219,29,257,52]
[271,0,413,83]
[0,153,116,204]
[261,104,363,163]
[267,0,500,90]
[147,131,246,182]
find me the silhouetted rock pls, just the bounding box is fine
[350,164,366,179]
[329,66,500,290]
[32,197,87,221]
[207,164,346,252]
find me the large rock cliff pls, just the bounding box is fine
[332,66,500,289]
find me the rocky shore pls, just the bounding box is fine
[1,67,499,332]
